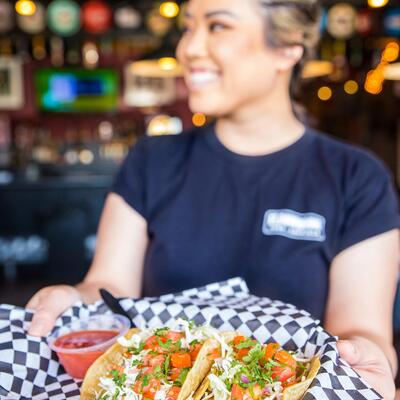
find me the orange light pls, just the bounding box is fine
[382,42,400,63]
[192,113,207,127]
[317,86,332,101]
[344,80,359,95]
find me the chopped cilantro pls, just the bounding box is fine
[158,338,173,350]
[242,344,264,364]
[128,341,145,355]
[163,355,171,376]
[174,368,190,387]
[155,327,170,336]
[141,374,150,389]
[111,369,127,386]
[236,339,256,349]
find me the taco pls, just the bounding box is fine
[193,334,320,400]
[80,320,226,400]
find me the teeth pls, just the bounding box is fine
[189,72,219,85]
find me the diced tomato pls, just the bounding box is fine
[145,335,166,351]
[141,366,155,375]
[244,384,263,400]
[133,379,141,393]
[142,378,161,399]
[169,367,182,381]
[166,386,181,400]
[231,384,244,400]
[274,350,297,370]
[263,343,280,361]
[189,343,202,361]
[144,354,166,367]
[236,348,250,360]
[165,331,184,342]
[271,366,295,383]
[207,348,221,360]
[171,352,192,368]
[233,335,246,346]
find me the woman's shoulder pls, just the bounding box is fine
[307,128,391,179]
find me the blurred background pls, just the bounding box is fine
[0,0,399,308]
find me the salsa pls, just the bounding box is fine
[53,330,119,379]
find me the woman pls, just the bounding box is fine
[28,0,399,397]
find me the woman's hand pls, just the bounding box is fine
[27,194,148,337]
[27,285,81,337]
[338,336,395,400]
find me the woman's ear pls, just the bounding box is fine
[276,45,304,71]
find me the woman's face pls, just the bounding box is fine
[176,0,294,117]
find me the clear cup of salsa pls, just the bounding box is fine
[47,314,130,379]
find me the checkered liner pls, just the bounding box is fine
[0,277,382,400]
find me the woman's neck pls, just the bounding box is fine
[215,91,305,156]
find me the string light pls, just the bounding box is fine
[344,80,359,95]
[317,86,332,101]
[368,0,389,8]
[159,2,180,18]
[158,57,178,71]
[192,113,207,127]
[382,42,399,63]
[364,69,384,94]
[15,0,36,16]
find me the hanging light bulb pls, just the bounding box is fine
[159,2,179,18]
[15,0,36,16]
[368,0,389,8]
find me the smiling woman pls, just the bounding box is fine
[27,0,400,398]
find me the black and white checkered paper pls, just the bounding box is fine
[0,277,382,400]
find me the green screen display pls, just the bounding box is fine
[35,68,119,113]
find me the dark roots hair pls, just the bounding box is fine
[258,0,322,98]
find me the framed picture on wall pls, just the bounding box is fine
[0,57,23,109]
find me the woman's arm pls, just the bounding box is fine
[28,193,148,336]
[325,229,399,398]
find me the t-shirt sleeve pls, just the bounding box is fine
[110,137,147,219]
[336,152,400,254]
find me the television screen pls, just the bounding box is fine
[35,68,119,112]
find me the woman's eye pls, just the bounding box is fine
[209,23,228,32]
[181,26,190,34]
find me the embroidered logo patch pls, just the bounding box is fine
[262,209,326,241]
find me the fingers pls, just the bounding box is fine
[337,340,360,365]
[27,286,81,337]
[26,291,42,310]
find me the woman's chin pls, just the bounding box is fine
[188,96,225,117]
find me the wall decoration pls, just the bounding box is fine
[47,0,81,37]
[17,2,45,34]
[114,5,141,29]
[384,8,400,37]
[0,57,24,110]
[0,1,14,33]
[82,0,112,34]
[327,3,357,40]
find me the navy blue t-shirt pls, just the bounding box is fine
[112,125,400,321]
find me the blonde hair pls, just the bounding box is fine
[257,0,321,115]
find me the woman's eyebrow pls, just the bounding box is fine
[185,10,239,19]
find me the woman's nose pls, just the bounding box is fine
[183,28,208,60]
